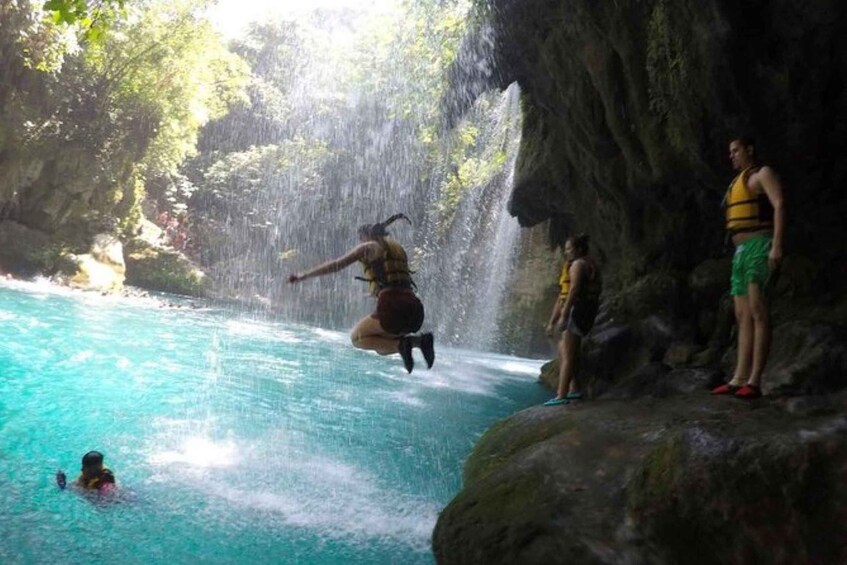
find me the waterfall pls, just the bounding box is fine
[417,83,523,350]
[184,2,526,353]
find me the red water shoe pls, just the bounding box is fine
[734,384,762,399]
[711,383,740,395]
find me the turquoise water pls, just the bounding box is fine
[0,281,546,564]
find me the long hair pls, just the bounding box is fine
[358,213,412,239]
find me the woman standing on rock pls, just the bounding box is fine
[544,234,601,406]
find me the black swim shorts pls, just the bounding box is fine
[374,288,425,335]
[566,301,598,338]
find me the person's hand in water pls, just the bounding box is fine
[56,470,67,489]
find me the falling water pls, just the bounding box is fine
[417,84,523,350]
[183,2,525,352]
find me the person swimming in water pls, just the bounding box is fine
[287,213,434,373]
[56,451,116,493]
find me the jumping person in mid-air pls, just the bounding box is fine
[288,214,434,373]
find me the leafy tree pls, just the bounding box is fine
[1,0,247,252]
[41,0,128,43]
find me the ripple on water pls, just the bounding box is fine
[0,282,547,563]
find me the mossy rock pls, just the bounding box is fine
[537,358,558,390]
[464,408,575,484]
[628,422,847,564]
[434,395,847,564]
[124,239,208,297]
[0,221,88,277]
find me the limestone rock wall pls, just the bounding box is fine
[433,393,847,564]
[485,0,847,292]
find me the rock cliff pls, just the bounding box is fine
[434,1,847,561]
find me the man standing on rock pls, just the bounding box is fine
[711,136,785,399]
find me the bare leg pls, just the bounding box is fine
[350,315,399,355]
[747,283,770,387]
[554,338,567,399]
[555,331,581,398]
[569,348,580,395]
[731,295,752,386]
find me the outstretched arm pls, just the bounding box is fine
[288,243,371,283]
[758,167,786,270]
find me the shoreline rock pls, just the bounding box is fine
[433,393,847,564]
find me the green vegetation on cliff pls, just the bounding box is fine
[0,0,246,283]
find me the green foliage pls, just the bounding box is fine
[134,0,514,304]
[186,138,331,266]
[350,0,470,131]
[84,0,249,181]
[125,240,207,296]
[3,0,79,72]
[5,0,510,276]
[341,0,518,236]
[1,0,248,262]
[200,139,330,215]
[433,90,516,231]
[42,0,127,43]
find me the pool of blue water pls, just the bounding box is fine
[0,280,547,564]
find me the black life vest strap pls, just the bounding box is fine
[725,198,760,208]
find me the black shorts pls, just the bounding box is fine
[566,301,598,337]
[373,289,424,335]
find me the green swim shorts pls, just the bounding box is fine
[730,234,772,296]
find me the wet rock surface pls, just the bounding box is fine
[433,393,847,564]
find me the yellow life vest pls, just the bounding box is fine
[358,239,414,296]
[559,259,601,302]
[558,261,571,300]
[78,467,115,490]
[725,167,773,234]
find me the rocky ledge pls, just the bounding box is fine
[433,389,847,564]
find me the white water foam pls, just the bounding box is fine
[147,434,437,551]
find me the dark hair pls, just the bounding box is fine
[358,213,412,239]
[731,135,756,148]
[566,233,590,255]
[82,451,104,468]
[729,135,762,165]
[730,135,758,162]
